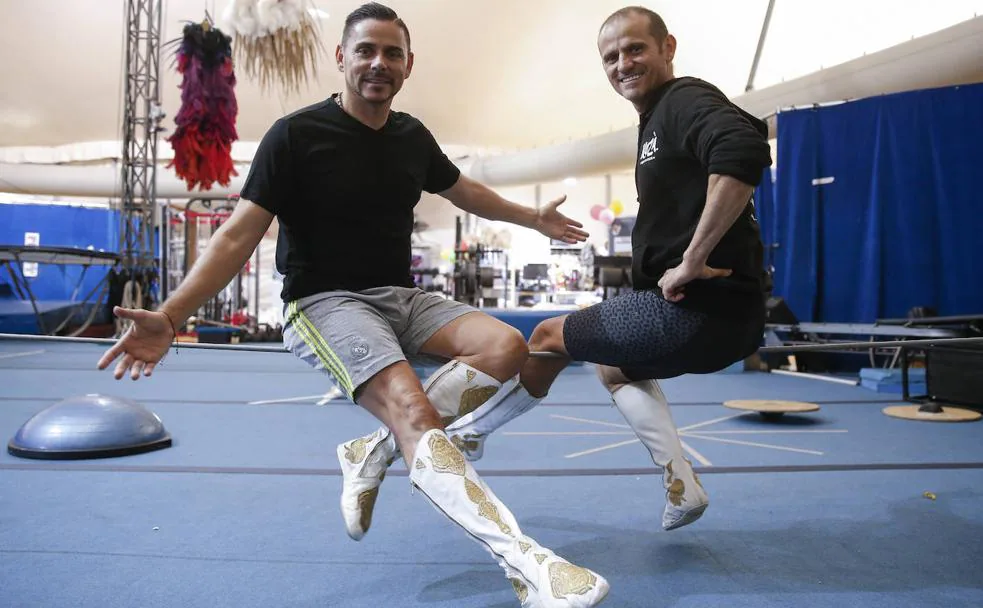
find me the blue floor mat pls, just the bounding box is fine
[2,338,982,608]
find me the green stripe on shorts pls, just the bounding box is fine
[287,301,356,398]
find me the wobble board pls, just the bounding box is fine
[723,399,820,419]
[882,405,981,423]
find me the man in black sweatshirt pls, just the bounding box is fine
[440,6,774,532]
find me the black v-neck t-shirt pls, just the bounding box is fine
[632,77,772,318]
[240,95,461,302]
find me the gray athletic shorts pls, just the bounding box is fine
[282,287,477,401]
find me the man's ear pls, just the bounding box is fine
[335,44,344,71]
[663,34,677,63]
[404,51,415,79]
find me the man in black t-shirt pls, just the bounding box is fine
[439,7,774,533]
[96,3,610,605]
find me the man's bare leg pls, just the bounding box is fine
[338,312,525,540]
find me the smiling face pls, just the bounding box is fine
[335,18,413,106]
[597,11,676,113]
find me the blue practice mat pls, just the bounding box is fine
[2,338,982,607]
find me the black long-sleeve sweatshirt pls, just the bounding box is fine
[631,76,773,319]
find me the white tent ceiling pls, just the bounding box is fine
[2,0,982,157]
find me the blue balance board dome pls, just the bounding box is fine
[8,393,172,460]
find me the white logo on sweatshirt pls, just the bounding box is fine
[639,131,659,165]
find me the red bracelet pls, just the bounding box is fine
[160,310,179,353]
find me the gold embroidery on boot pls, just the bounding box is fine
[464,478,512,535]
[429,434,466,476]
[459,386,498,417]
[668,479,686,507]
[345,438,369,464]
[466,370,476,383]
[415,459,426,470]
[549,562,597,598]
[535,553,547,564]
[665,460,685,507]
[450,433,483,454]
[357,488,379,532]
[518,541,531,553]
[510,578,528,602]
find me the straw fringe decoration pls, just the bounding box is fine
[222,0,324,94]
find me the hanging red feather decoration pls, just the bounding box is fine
[167,20,239,191]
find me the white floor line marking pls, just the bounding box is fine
[680,439,713,466]
[317,386,344,405]
[770,369,859,386]
[248,394,324,405]
[550,414,632,430]
[677,413,745,432]
[503,431,635,436]
[688,429,848,435]
[565,438,640,459]
[0,349,45,361]
[684,433,824,456]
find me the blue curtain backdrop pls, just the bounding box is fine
[768,83,983,323]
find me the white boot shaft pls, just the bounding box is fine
[445,379,536,461]
[611,379,708,531]
[410,429,609,607]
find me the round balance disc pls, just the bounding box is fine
[723,399,820,420]
[7,393,172,460]
[882,405,981,423]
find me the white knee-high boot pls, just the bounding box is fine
[410,428,609,607]
[445,380,540,461]
[610,380,709,530]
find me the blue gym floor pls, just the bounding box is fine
[2,338,982,607]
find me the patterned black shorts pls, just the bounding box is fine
[562,289,764,380]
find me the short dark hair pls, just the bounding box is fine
[342,2,411,51]
[600,6,669,43]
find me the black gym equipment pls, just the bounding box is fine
[591,255,632,300]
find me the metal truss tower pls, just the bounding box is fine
[119,0,165,309]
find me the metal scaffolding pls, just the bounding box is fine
[118,0,165,310]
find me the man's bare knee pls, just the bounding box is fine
[596,364,631,393]
[470,326,529,381]
[528,317,565,354]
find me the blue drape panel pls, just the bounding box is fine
[770,83,983,322]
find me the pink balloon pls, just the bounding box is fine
[599,208,615,225]
[590,204,605,220]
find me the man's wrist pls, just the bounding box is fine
[682,249,707,267]
[159,310,179,339]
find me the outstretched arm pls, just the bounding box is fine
[439,175,589,244]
